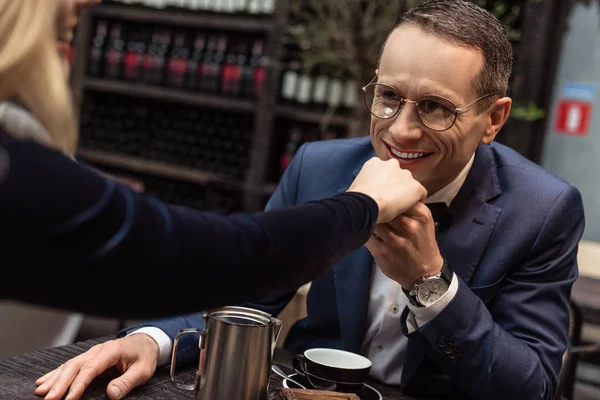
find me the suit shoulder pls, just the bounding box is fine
[491,142,579,192]
[299,137,373,164]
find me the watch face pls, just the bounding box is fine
[417,278,449,306]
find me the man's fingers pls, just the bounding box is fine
[43,345,120,400]
[107,363,154,400]
[403,202,431,218]
[372,224,393,242]
[365,234,385,254]
[34,366,62,397]
[36,369,57,386]
[64,360,115,400]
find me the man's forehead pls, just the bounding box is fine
[379,25,483,101]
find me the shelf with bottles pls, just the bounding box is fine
[85,78,256,112]
[265,118,348,185]
[98,1,276,32]
[79,91,253,182]
[85,17,268,104]
[77,147,242,188]
[276,60,360,128]
[87,163,245,214]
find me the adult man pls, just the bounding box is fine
[37,1,584,399]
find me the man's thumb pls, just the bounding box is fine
[107,363,152,400]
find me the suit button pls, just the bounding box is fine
[443,346,454,355]
[437,337,448,348]
[450,352,462,363]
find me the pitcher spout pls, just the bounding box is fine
[271,317,283,351]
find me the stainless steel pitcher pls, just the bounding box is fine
[170,306,283,400]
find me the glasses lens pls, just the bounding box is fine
[364,84,400,119]
[417,96,456,131]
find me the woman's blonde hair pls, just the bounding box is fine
[0,0,78,155]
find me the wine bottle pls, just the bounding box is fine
[244,39,264,98]
[103,23,125,79]
[312,64,329,110]
[280,60,300,104]
[87,20,109,77]
[205,35,227,92]
[261,0,276,14]
[280,125,302,176]
[295,65,312,105]
[166,32,190,88]
[327,69,344,109]
[221,40,239,94]
[144,30,171,85]
[123,28,147,82]
[343,76,359,110]
[186,33,206,90]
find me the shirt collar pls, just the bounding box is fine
[425,153,476,206]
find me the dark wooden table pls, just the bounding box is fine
[0,337,416,399]
[572,276,600,326]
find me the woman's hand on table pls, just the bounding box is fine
[35,334,159,400]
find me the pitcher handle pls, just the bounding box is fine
[170,328,203,390]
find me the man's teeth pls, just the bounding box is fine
[390,148,426,159]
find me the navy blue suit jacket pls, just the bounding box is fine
[133,137,584,400]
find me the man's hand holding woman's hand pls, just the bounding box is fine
[349,157,444,288]
[348,157,427,224]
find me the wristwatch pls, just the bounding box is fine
[403,258,453,307]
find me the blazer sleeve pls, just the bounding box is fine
[402,185,584,400]
[0,138,378,319]
[119,142,312,368]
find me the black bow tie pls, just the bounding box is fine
[426,202,453,229]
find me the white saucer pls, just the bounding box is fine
[282,372,383,400]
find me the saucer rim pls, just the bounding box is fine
[281,372,383,400]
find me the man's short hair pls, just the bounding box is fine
[379,0,514,107]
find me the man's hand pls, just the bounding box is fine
[365,202,444,289]
[347,157,427,224]
[35,334,159,400]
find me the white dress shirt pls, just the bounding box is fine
[361,154,474,384]
[130,155,476,374]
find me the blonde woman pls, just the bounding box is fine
[0,1,426,317]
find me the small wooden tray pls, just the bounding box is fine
[273,387,361,400]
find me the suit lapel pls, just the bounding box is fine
[334,246,374,353]
[439,144,502,283]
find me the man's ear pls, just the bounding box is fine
[481,97,512,144]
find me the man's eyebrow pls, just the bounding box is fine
[380,79,463,104]
[415,84,463,104]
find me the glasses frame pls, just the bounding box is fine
[361,76,499,132]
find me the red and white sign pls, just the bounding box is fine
[555,100,592,136]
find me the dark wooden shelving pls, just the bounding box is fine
[276,104,350,127]
[73,1,292,212]
[85,78,256,112]
[94,4,273,33]
[78,148,242,188]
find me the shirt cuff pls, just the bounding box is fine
[406,272,459,332]
[127,327,173,366]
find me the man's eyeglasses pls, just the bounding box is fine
[362,76,498,132]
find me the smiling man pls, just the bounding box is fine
[37,1,585,399]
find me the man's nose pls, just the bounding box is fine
[388,103,423,142]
